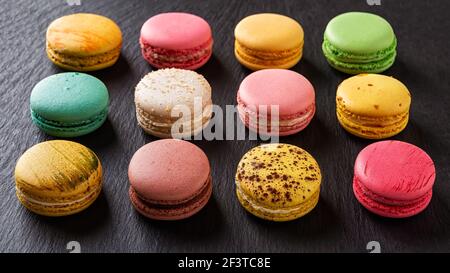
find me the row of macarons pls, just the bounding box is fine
[30,68,410,140]
[37,10,407,139]
[15,138,435,220]
[25,68,424,221]
[46,11,396,73]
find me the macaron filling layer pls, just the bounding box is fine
[15,155,102,203]
[46,43,121,70]
[16,183,101,208]
[16,187,101,216]
[140,38,213,69]
[238,103,315,134]
[31,108,108,134]
[353,176,432,217]
[324,49,396,74]
[235,41,302,67]
[336,104,409,138]
[129,175,212,219]
[354,176,432,206]
[323,37,396,63]
[236,182,320,219]
[136,104,211,138]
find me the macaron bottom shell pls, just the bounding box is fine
[31,109,108,138]
[46,44,121,72]
[136,106,212,139]
[129,175,212,220]
[141,39,213,70]
[322,40,396,74]
[234,43,302,71]
[336,109,408,139]
[16,183,102,217]
[238,104,315,136]
[353,177,432,218]
[236,187,319,222]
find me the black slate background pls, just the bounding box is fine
[0,0,449,253]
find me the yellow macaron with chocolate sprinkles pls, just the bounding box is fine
[14,140,103,216]
[336,73,411,139]
[235,143,321,222]
[46,13,122,71]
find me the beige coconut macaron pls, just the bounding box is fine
[134,68,213,138]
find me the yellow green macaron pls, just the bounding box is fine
[14,140,103,216]
[46,13,122,71]
[336,74,411,139]
[235,143,321,222]
[234,13,304,70]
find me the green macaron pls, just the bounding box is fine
[322,12,397,74]
[30,72,109,137]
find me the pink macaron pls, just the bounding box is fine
[139,12,213,70]
[128,139,212,220]
[353,140,436,218]
[237,69,315,136]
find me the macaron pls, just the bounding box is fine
[237,69,315,136]
[134,68,212,138]
[235,143,321,222]
[336,74,411,139]
[46,13,122,71]
[140,12,213,70]
[128,139,212,220]
[234,13,304,70]
[15,140,103,216]
[322,12,397,74]
[30,73,109,137]
[353,141,436,218]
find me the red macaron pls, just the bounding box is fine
[128,139,212,220]
[353,140,436,218]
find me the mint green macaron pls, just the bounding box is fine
[30,72,109,137]
[322,12,397,74]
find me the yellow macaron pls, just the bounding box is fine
[336,74,411,139]
[235,143,321,222]
[46,13,122,71]
[234,13,304,70]
[14,140,103,216]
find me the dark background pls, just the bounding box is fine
[1,0,449,253]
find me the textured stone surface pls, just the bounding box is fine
[0,0,449,252]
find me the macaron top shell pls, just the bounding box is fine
[236,144,321,209]
[140,12,212,50]
[46,13,122,56]
[234,13,304,51]
[135,68,211,115]
[238,69,314,116]
[30,73,109,122]
[355,140,436,200]
[15,140,101,199]
[128,139,210,202]
[337,74,410,117]
[324,12,395,54]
